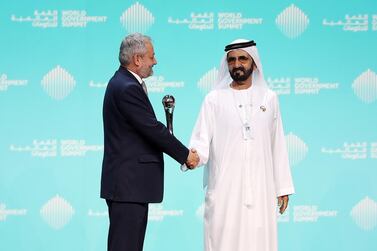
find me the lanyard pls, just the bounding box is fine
[231,88,253,140]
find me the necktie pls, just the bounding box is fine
[141,81,148,96]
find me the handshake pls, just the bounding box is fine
[186,148,200,169]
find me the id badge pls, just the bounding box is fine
[242,122,253,140]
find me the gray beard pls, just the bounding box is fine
[230,67,253,82]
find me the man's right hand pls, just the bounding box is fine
[186,148,200,169]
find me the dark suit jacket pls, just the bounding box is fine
[100,67,189,203]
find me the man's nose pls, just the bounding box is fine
[234,59,242,68]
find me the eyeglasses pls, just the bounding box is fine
[227,55,251,65]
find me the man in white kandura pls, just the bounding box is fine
[189,39,295,251]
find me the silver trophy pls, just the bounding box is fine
[162,95,175,135]
[162,95,188,172]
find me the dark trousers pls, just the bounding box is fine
[106,200,149,251]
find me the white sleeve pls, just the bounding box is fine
[189,94,215,167]
[271,93,295,197]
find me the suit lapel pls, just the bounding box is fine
[119,67,156,117]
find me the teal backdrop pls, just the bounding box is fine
[1,1,377,250]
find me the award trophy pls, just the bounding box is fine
[162,95,175,135]
[162,95,188,172]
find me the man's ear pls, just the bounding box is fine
[133,54,143,67]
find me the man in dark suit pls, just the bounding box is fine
[100,33,199,251]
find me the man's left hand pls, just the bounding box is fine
[278,195,289,214]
